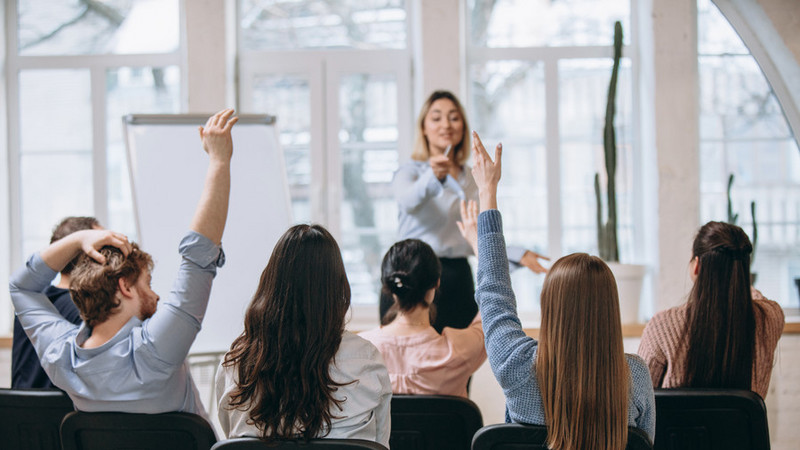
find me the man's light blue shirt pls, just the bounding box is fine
[9,231,224,417]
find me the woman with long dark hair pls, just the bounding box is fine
[638,221,784,398]
[463,132,655,449]
[387,90,548,332]
[216,224,391,445]
[360,238,486,397]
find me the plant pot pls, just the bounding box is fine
[607,263,647,325]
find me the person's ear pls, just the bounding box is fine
[691,256,700,277]
[117,277,135,299]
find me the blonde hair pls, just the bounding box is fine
[537,253,629,450]
[411,90,471,165]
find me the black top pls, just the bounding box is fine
[12,285,82,388]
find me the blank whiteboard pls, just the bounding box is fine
[124,114,292,353]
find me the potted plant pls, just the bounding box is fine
[594,21,646,324]
[726,173,758,284]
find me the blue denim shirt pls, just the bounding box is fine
[9,231,224,417]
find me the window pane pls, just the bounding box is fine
[18,0,179,56]
[698,0,800,309]
[19,69,93,259]
[467,0,629,47]
[107,66,181,238]
[469,60,547,313]
[239,0,407,50]
[559,58,634,262]
[250,75,312,224]
[338,74,399,305]
[20,154,94,261]
[20,70,92,153]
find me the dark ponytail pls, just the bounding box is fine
[380,239,441,324]
[683,221,756,390]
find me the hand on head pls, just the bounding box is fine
[470,131,502,211]
[75,229,132,264]
[457,200,479,256]
[199,108,239,163]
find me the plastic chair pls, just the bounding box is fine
[471,423,653,450]
[60,411,217,450]
[654,388,771,450]
[0,388,75,450]
[389,394,484,450]
[211,437,388,449]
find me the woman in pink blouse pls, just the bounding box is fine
[360,238,486,397]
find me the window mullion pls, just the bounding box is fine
[545,57,562,259]
[91,66,108,226]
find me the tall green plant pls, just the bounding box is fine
[595,21,623,262]
[726,173,758,266]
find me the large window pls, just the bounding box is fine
[698,0,800,310]
[466,0,640,318]
[3,0,183,332]
[237,1,412,323]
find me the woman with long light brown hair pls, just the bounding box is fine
[461,132,655,449]
[216,224,392,446]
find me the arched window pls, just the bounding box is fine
[698,0,800,309]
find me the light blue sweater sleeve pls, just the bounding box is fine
[476,210,539,392]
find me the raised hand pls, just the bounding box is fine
[457,200,479,256]
[470,131,502,211]
[199,108,238,163]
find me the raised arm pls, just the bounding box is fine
[191,108,238,244]
[470,132,540,390]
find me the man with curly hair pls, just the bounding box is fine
[10,109,238,417]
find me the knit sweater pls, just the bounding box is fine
[476,210,656,441]
[637,296,784,398]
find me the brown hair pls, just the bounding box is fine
[223,224,351,442]
[682,221,755,389]
[411,90,471,165]
[537,253,629,450]
[69,244,153,328]
[50,216,101,275]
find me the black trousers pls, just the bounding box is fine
[379,257,477,333]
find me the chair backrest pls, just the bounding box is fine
[389,394,483,450]
[0,388,75,450]
[654,388,771,450]
[60,411,217,450]
[471,423,653,450]
[210,437,387,449]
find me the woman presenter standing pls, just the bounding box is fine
[385,90,547,332]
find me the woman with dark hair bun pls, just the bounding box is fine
[216,224,391,446]
[360,238,486,398]
[638,221,784,398]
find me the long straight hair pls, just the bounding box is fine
[683,221,755,389]
[222,224,351,441]
[537,253,629,450]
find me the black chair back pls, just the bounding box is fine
[389,394,483,450]
[210,437,387,449]
[654,388,770,450]
[471,423,652,450]
[0,388,75,450]
[60,411,217,450]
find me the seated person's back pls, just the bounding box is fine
[360,238,486,397]
[216,224,391,447]
[466,133,655,449]
[638,221,785,398]
[12,216,99,389]
[9,109,238,416]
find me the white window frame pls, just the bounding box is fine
[236,4,414,330]
[1,1,186,334]
[463,0,647,322]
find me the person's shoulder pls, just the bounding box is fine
[339,331,383,360]
[625,353,654,387]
